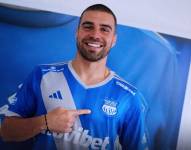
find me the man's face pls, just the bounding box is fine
[76,10,116,62]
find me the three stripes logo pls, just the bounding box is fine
[49,90,63,100]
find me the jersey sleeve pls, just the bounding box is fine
[119,91,150,150]
[5,66,41,118]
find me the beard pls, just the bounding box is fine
[76,38,110,62]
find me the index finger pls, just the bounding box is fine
[76,109,91,115]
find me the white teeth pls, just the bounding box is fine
[87,43,101,48]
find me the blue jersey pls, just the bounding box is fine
[5,61,149,150]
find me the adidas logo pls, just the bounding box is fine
[49,90,63,100]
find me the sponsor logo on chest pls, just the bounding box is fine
[43,127,109,150]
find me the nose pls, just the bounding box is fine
[90,28,101,39]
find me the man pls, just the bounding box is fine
[1,4,149,150]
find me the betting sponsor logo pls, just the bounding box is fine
[102,99,117,116]
[44,127,109,150]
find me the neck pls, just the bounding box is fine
[72,54,110,85]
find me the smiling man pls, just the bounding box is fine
[76,9,116,62]
[1,4,149,150]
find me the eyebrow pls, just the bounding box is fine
[82,21,93,26]
[81,21,113,31]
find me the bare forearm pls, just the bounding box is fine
[1,116,46,142]
[1,108,91,142]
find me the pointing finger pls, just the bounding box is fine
[76,109,91,115]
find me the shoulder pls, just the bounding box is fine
[26,61,68,82]
[112,73,148,113]
[36,61,68,73]
[112,73,137,96]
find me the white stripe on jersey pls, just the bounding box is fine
[40,71,82,150]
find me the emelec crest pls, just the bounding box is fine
[102,99,118,116]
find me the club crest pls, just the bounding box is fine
[102,99,117,116]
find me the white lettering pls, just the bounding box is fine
[79,130,92,147]
[116,81,136,95]
[102,137,109,150]
[42,127,109,149]
[91,138,102,149]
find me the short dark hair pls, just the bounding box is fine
[78,4,117,28]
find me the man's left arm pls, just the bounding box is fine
[119,92,149,150]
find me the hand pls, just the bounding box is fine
[46,107,91,133]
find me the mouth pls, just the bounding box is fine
[85,42,103,48]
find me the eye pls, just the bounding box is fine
[101,27,111,33]
[82,24,94,30]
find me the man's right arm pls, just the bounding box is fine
[1,108,91,142]
[1,115,47,142]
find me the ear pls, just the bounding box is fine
[112,34,117,48]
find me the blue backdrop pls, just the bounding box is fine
[0,5,191,150]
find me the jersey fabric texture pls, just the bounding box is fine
[5,61,149,150]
